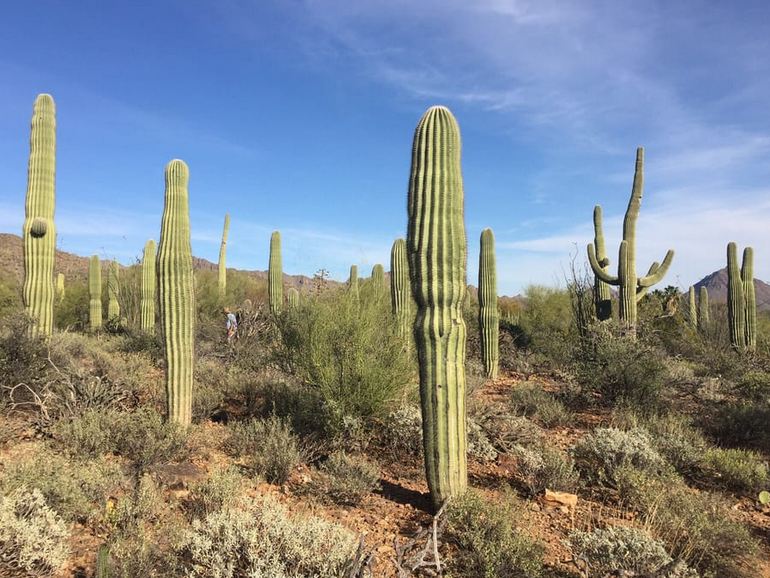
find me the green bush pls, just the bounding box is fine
[509,382,570,427]
[707,401,770,448]
[380,405,423,456]
[703,448,768,493]
[476,406,544,453]
[642,414,709,478]
[0,276,22,320]
[52,408,119,458]
[516,285,575,366]
[0,487,69,576]
[311,451,380,506]
[227,416,301,484]
[445,490,544,578]
[467,416,499,462]
[54,278,90,330]
[261,380,328,436]
[108,474,164,537]
[112,408,189,472]
[513,444,579,496]
[187,467,244,520]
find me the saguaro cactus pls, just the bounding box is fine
[22,94,57,337]
[591,207,612,321]
[588,148,674,336]
[287,287,299,309]
[218,214,230,298]
[742,247,757,351]
[56,273,65,303]
[269,231,283,314]
[141,239,156,334]
[371,264,385,294]
[158,160,195,426]
[478,228,499,379]
[406,105,468,510]
[107,260,120,321]
[390,239,410,336]
[89,255,102,331]
[687,286,697,329]
[698,286,709,329]
[727,242,746,351]
[348,265,359,301]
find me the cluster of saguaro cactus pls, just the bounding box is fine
[107,260,120,321]
[727,242,756,351]
[56,273,65,303]
[371,264,385,295]
[478,228,499,379]
[390,239,410,336]
[591,207,612,321]
[218,214,230,298]
[158,160,195,426]
[22,94,57,337]
[698,286,709,329]
[287,287,299,309]
[407,105,468,510]
[141,239,156,334]
[588,148,675,336]
[89,255,102,331]
[269,231,283,314]
[348,265,359,301]
[687,286,697,329]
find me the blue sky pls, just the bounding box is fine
[2,0,770,295]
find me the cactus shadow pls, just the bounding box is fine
[377,479,432,513]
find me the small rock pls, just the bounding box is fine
[529,502,541,512]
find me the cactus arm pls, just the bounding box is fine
[592,205,613,320]
[587,243,619,285]
[637,250,674,288]
[635,261,659,302]
[390,239,411,337]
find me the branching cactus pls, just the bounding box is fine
[698,286,709,329]
[269,231,283,314]
[478,228,499,379]
[727,242,746,351]
[107,260,120,321]
[742,247,757,351]
[591,207,612,321]
[287,287,299,309]
[218,214,230,298]
[587,148,674,336]
[688,286,697,329]
[141,239,156,334]
[56,273,65,303]
[158,160,195,426]
[390,239,410,336]
[371,264,385,295]
[348,265,359,302]
[406,105,468,510]
[22,94,57,337]
[89,255,102,331]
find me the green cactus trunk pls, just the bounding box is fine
[269,231,283,314]
[742,247,756,352]
[371,263,385,295]
[591,207,612,321]
[478,228,499,380]
[727,242,746,351]
[390,239,411,337]
[96,544,110,578]
[588,148,674,336]
[56,273,65,303]
[406,106,468,510]
[89,255,102,331]
[22,94,57,337]
[158,160,195,426]
[141,239,157,334]
[688,286,697,329]
[107,260,120,321]
[287,287,299,309]
[218,214,230,298]
[348,265,359,302]
[698,286,709,329]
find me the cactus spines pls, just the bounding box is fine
[592,206,612,321]
[727,242,746,350]
[22,94,57,337]
[371,263,385,294]
[89,255,102,331]
[406,105,468,510]
[390,239,410,335]
[107,260,120,321]
[56,273,65,303]
[348,265,359,301]
[218,214,230,298]
[742,247,756,351]
[688,286,697,329]
[268,231,283,314]
[478,228,499,380]
[698,286,710,328]
[158,160,195,426]
[141,239,156,334]
[587,148,674,336]
[287,287,299,309]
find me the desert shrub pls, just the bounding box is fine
[617,466,756,578]
[276,286,414,430]
[112,408,189,471]
[187,467,244,520]
[513,444,579,496]
[0,313,49,405]
[108,474,164,537]
[109,531,160,578]
[0,487,69,576]
[572,428,671,487]
[192,377,225,423]
[175,495,359,577]
[509,382,570,427]
[703,448,768,493]
[0,276,22,320]
[477,407,544,452]
[445,490,544,578]
[311,451,380,506]
[226,416,301,484]
[734,369,770,401]
[467,416,499,462]
[568,526,697,577]
[643,414,709,478]
[706,401,770,448]
[54,279,90,330]
[52,408,120,458]
[380,405,423,456]
[261,380,328,436]
[516,285,575,366]
[0,448,124,522]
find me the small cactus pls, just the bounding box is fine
[390,239,410,336]
[269,231,282,314]
[141,239,156,334]
[348,265,359,302]
[218,214,230,298]
[727,242,748,351]
[687,286,697,329]
[158,160,195,426]
[56,273,65,303]
[89,255,102,331]
[287,287,299,309]
[591,206,612,321]
[478,228,499,379]
[96,544,110,578]
[698,286,709,329]
[107,260,120,322]
[742,247,757,351]
[371,263,385,295]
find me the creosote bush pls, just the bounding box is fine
[312,451,380,506]
[513,444,579,496]
[226,415,301,484]
[187,467,244,520]
[703,447,768,493]
[380,405,423,456]
[509,382,570,427]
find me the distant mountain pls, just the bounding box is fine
[693,267,770,311]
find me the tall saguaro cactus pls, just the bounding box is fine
[588,148,674,336]
[687,286,697,329]
[141,239,156,334]
[269,231,283,314]
[158,160,195,426]
[390,239,410,336]
[218,214,230,298]
[727,242,746,351]
[22,94,57,337]
[698,286,709,329]
[348,265,359,302]
[478,229,499,379]
[406,105,468,510]
[56,273,65,303]
[371,264,385,295]
[742,247,757,351]
[107,260,120,321]
[287,287,299,309]
[89,255,102,331]
[591,207,612,321]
